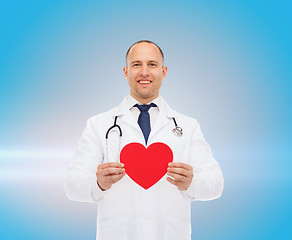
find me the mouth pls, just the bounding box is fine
[137,79,152,85]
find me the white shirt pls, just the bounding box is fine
[126,95,161,130]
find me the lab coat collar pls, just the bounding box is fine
[112,95,178,145]
[113,95,177,118]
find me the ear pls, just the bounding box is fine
[123,66,128,79]
[162,66,168,79]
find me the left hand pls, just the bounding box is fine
[166,162,194,191]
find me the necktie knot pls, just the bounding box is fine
[134,103,157,112]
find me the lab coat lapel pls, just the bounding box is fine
[120,112,140,132]
[113,96,140,132]
[148,97,176,143]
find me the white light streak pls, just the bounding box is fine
[0,149,73,159]
[0,149,74,180]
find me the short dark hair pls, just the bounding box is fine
[125,40,164,66]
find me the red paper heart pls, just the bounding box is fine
[120,142,173,190]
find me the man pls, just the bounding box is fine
[65,40,224,240]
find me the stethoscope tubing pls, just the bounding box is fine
[104,116,183,162]
[106,116,122,139]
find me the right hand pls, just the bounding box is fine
[96,162,125,191]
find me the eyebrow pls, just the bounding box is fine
[130,61,141,64]
[130,60,159,64]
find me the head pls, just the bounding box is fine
[123,40,167,104]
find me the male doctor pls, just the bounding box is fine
[65,40,224,240]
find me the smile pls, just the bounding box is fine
[138,80,152,85]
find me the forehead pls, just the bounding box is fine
[127,42,163,63]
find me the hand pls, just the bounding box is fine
[166,162,194,191]
[96,162,125,191]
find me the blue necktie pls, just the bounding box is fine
[134,103,157,144]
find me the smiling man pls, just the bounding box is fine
[123,41,167,104]
[65,40,224,240]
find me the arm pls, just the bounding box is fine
[65,117,104,203]
[183,120,224,201]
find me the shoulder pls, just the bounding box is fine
[161,97,200,127]
[83,96,128,129]
[87,106,117,124]
[92,106,117,119]
[175,111,200,128]
[176,111,198,123]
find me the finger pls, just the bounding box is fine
[104,172,126,183]
[166,177,179,186]
[167,177,189,191]
[167,167,190,177]
[112,172,126,183]
[167,172,186,182]
[99,162,124,169]
[168,162,193,171]
[102,167,125,176]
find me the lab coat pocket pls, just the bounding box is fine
[97,217,127,240]
[164,216,191,240]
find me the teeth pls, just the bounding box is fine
[139,81,150,84]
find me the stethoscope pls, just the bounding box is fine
[105,116,183,162]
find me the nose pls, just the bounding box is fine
[140,65,149,77]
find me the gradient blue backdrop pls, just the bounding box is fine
[1,0,291,239]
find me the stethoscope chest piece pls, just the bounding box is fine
[172,126,183,136]
[171,117,183,136]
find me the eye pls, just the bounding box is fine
[133,64,140,67]
[150,63,157,67]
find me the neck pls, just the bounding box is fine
[130,93,159,104]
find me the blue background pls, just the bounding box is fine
[0,0,291,239]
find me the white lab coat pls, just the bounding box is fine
[65,96,224,240]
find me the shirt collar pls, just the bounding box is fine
[126,95,162,111]
[114,95,176,118]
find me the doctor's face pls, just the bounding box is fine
[123,42,167,104]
